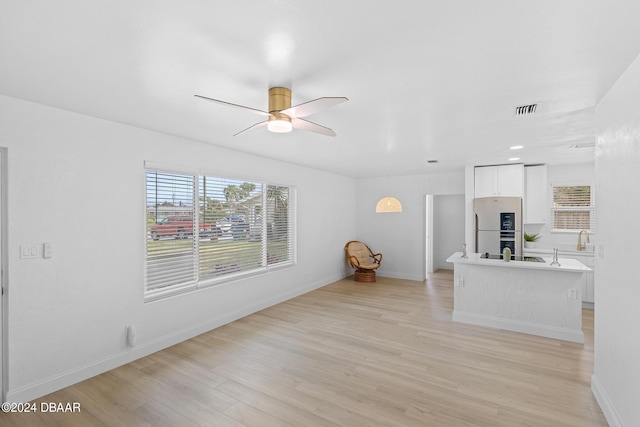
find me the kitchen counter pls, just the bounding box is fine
[447,252,591,272]
[447,252,589,343]
[521,249,596,306]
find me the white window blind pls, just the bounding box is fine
[198,176,265,282]
[145,167,295,300]
[266,185,294,267]
[145,170,197,294]
[550,185,595,231]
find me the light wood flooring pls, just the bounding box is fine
[1,270,608,426]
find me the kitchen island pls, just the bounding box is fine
[446,252,591,343]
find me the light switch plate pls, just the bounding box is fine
[20,245,38,259]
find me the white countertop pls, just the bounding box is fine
[446,252,592,273]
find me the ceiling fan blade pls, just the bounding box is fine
[281,97,348,118]
[233,120,269,136]
[194,94,270,116]
[291,117,337,137]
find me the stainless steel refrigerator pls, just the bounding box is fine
[474,197,523,255]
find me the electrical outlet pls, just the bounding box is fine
[455,275,464,287]
[126,325,137,347]
[568,289,577,299]
[43,242,53,258]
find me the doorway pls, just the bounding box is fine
[426,194,466,276]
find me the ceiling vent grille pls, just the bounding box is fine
[569,143,596,149]
[514,104,538,116]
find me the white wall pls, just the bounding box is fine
[355,172,465,281]
[522,162,595,251]
[433,194,465,270]
[0,94,356,402]
[592,54,640,426]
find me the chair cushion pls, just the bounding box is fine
[357,261,380,270]
[348,242,379,270]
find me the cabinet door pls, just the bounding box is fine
[575,255,593,304]
[585,272,594,303]
[585,256,595,303]
[497,164,524,197]
[474,166,497,198]
[524,165,548,223]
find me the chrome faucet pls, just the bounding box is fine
[578,229,590,251]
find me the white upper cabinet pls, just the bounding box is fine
[474,164,524,198]
[524,165,548,224]
[474,166,497,198]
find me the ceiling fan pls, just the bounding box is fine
[195,87,348,137]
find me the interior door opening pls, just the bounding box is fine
[426,194,466,278]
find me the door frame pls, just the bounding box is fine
[425,194,434,276]
[0,148,7,402]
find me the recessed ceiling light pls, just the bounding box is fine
[509,157,520,161]
[510,145,524,150]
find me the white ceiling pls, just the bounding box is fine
[2,1,640,177]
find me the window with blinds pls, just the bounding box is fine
[145,167,295,300]
[550,185,595,231]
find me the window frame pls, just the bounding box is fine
[144,163,296,302]
[549,183,595,234]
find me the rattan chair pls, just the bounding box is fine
[344,240,382,282]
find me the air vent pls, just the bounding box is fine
[514,104,538,116]
[569,143,596,149]
[427,160,439,164]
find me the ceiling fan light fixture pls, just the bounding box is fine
[267,112,292,133]
[195,85,346,136]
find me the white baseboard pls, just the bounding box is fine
[452,311,585,343]
[591,374,624,427]
[377,270,425,282]
[6,273,346,403]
